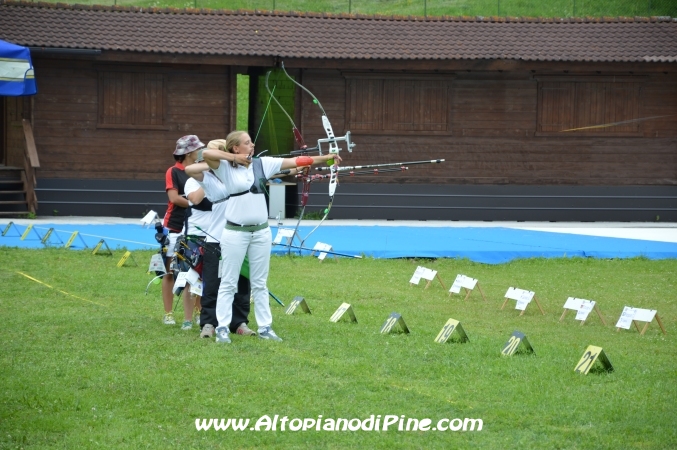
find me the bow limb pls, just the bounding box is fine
[281,61,328,117]
[281,62,351,157]
[298,194,333,252]
[280,61,356,251]
[286,165,311,255]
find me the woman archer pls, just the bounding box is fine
[203,131,340,343]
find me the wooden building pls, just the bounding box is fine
[1,1,675,220]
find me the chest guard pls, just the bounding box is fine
[229,158,268,199]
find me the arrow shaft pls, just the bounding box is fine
[273,243,362,259]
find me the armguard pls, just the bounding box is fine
[295,156,314,167]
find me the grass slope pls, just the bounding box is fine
[32,0,676,18]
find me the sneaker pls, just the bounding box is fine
[215,327,231,344]
[193,309,201,327]
[200,324,215,338]
[181,321,192,330]
[163,312,176,325]
[236,323,257,337]
[258,326,282,342]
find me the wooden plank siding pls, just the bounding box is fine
[298,69,677,187]
[31,59,232,180]
[18,59,676,220]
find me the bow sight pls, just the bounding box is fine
[317,120,356,156]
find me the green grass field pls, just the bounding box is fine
[1,248,676,448]
[32,0,677,18]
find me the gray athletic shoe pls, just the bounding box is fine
[258,326,282,342]
[236,323,257,337]
[215,327,231,344]
[200,324,215,339]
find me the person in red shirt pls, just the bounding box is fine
[161,135,203,327]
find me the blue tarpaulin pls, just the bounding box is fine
[0,39,37,96]
[2,223,676,264]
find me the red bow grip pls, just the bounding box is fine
[295,156,314,167]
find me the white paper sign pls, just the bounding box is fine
[505,287,534,311]
[449,274,477,294]
[273,228,296,245]
[185,268,200,286]
[563,297,583,310]
[148,253,165,273]
[172,271,188,295]
[313,242,333,260]
[409,266,427,285]
[615,307,658,329]
[140,210,158,227]
[505,287,534,302]
[575,300,596,321]
[632,308,657,323]
[563,297,596,321]
[616,306,637,329]
[190,280,203,296]
[421,268,437,281]
[459,275,478,290]
[515,298,530,310]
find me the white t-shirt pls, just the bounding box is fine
[197,171,229,244]
[184,177,211,237]
[212,157,283,225]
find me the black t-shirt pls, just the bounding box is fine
[163,163,190,232]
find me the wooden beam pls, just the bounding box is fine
[282,57,677,73]
[22,119,40,168]
[32,52,677,73]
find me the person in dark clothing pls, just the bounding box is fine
[161,135,203,326]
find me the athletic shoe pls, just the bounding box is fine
[193,309,201,327]
[258,326,282,342]
[181,321,193,330]
[215,327,231,344]
[163,312,176,325]
[200,324,215,339]
[236,323,257,337]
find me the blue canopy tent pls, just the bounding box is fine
[0,39,37,96]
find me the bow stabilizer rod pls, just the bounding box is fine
[314,159,445,172]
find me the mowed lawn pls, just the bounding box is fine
[0,248,676,449]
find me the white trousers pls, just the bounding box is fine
[216,227,273,331]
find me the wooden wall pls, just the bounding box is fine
[31,58,232,180]
[298,69,677,187]
[19,59,676,220]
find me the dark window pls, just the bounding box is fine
[347,75,449,133]
[98,71,167,130]
[537,78,642,135]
